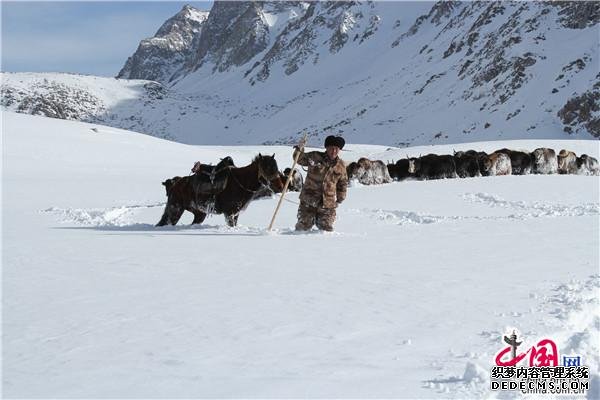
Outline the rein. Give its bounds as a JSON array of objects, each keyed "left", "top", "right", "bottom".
[
  {"left": 226, "top": 163, "right": 274, "bottom": 194},
  {"left": 274, "top": 193, "right": 300, "bottom": 205}
]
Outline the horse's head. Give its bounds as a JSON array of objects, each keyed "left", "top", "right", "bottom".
[
  {"left": 266, "top": 172, "right": 285, "bottom": 193},
  {"left": 254, "top": 153, "right": 279, "bottom": 180}
]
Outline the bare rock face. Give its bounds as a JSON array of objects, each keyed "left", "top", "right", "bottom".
[
  {"left": 185, "top": 1, "right": 256, "bottom": 72},
  {"left": 204, "top": 2, "right": 270, "bottom": 72},
  {"left": 553, "top": 1, "right": 600, "bottom": 29},
  {"left": 117, "top": 5, "right": 209, "bottom": 83},
  {"left": 179, "top": 1, "right": 376, "bottom": 82},
  {"left": 558, "top": 82, "right": 600, "bottom": 138},
  {"left": 393, "top": 0, "right": 459, "bottom": 45},
  {"left": 244, "top": 1, "right": 385, "bottom": 83}
]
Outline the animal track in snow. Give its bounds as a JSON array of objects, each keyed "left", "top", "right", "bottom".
[
  {"left": 349, "top": 194, "right": 599, "bottom": 227},
  {"left": 41, "top": 202, "right": 165, "bottom": 227},
  {"left": 346, "top": 208, "right": 448, "bottom": 225},
  {"left": 462, "top": 192, "right": 599, "bottom": 218}
]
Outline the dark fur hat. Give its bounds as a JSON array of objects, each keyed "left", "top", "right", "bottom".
[{"left": 324, "top": 135, "right": 345, "bottom": 149}]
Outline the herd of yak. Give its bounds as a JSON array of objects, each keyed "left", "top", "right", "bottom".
[
  {"left": 347, "top": 147, "right": 600, "bottom": 185},
  {"left": 157, "top": 147, "right": 598, "bottom": 227}
]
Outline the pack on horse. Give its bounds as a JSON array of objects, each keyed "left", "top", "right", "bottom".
[
  {"left": 157, "top": 154, "right": 283, "bottom": 227},
  {"left": 162, "top": 156, "right": 236, "bottom": 197}
]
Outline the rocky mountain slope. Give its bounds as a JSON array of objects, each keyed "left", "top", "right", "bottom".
[
  {"left": 1, "top": 73, "right": 177, "bottom": 140},
  {"left": 116, "top": 5, "right": 209, "bottom": 84},
  {"left": 2, "top": 1, "right": 598, "bottom": 145}
]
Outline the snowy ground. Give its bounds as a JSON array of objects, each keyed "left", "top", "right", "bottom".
[{"left": 2, "top": 112, "right": 599, "bottom": 398}]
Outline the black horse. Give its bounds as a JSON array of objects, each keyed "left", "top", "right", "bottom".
[{"left": 157, "top": 154, "right": 283, "bottom": 227}]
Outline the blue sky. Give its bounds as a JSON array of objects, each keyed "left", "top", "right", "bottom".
[{"left": 1, "top": 1, "right": 213, "bottom": 77}]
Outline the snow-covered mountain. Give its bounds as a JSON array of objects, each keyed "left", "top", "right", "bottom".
[
  {"left": 1, "top": 1, "right": 598, "bottom": 145},
  {"left": 116, "top": 5, "right": 209, "bottom": 84}
]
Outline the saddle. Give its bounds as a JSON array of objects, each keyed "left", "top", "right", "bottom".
[{"left": 190, "top": 162, "right": 231, "bottom": 195}]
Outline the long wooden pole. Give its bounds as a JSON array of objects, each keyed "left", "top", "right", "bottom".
[{"left": 267, "top": 134, "right": 307, "bottom": 231}]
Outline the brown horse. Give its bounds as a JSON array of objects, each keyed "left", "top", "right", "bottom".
[{"left": 157, "top": 154, "right": 283, "bottom": 227}]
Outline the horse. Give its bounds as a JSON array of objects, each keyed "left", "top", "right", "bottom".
[{"left": 157, "top": 154, "right": 283, "bottom": 227}]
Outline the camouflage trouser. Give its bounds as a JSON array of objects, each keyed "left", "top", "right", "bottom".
[{"left": 295, "top": 202, "right": 337, "bottom": 232}]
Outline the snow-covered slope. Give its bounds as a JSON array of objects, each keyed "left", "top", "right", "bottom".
[
  {"left": 0, "top": 72, "right": 178, "bottom": 140},
  {"left": 2, "top": 2, "right": 598, "bottom": 146},
  {"left": 3, "top": 112, "right": 599, "bottom": 397}
]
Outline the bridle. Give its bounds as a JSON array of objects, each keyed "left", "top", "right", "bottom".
[{"left": 227, "top": 159, "right": 279, "bottom": 194}]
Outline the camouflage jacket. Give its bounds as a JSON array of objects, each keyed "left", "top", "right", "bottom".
[{"left": 293, "top": 148, "right": 348, "bottom": 209}]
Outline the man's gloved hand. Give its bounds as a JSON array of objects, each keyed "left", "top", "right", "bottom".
[{"left": 297, "top": 135, "right": 307, "bottom": 151}]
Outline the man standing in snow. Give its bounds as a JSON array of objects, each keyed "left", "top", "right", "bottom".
[{"left": 293, "top": 135, "right": 348, "bottom": 232}]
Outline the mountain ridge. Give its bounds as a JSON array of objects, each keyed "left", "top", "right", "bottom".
[{"left": 1, "top": 1, "right": 598, "bottom": 145}]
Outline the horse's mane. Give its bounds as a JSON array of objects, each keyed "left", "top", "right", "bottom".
[
  {"left": 252, "top": 155, "right": 261, "bottom": 163},
  {"left": 252, "top": 154, "right": 273, "bottom": 163},
  {"left": 230, "top": 155, "right": 262, "bottom": 174}
]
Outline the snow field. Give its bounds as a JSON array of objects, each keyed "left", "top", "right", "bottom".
[{"left": 3, "top": 112, "right": 599, "bottom": 398}]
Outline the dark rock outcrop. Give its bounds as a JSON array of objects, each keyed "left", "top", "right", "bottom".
[{"left": 558, "top": 88, "right": 600, "bottom": 137}]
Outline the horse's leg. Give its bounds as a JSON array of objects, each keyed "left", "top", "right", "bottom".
[
  {"left": 191, "top": 210, "right": 207, "bottom": 225},
  {"left": 169, "top": 205, "right": 185, "bottom": 225},
  {"left": 156, "top": 202, "right": 176, "bottom": 226},
  {"left": 156, "top": 208, "right": 170, "bottom": 226},
  {"left": 225, "top": 213, "right": 238, "bottom": 227},
  {"left": 157, "top": 203, "right": 184, "bottom": 226}
]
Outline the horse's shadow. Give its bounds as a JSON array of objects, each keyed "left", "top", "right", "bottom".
[
  {"left": 52, "top": 223, "right": 267, "bottom": 237},
  {"left": 52, "top": 224, "right": 341, "bottom": 237}
]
